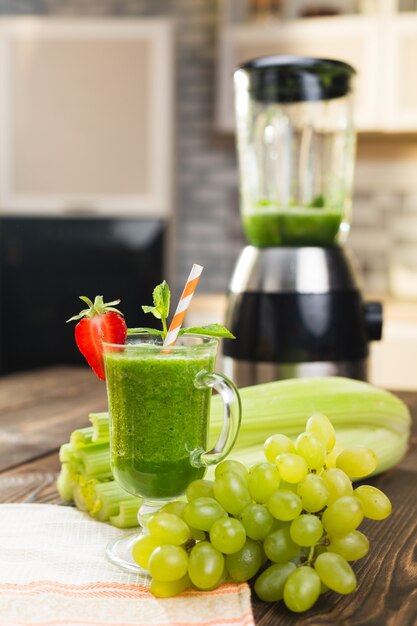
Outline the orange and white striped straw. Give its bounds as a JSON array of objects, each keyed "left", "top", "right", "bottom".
[{"left": 163, "top": 264, "right": 203, "bottom": 347}]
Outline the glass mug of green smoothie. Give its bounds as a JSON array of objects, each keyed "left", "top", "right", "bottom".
[{"left": 102, "top": 333, "right": 241, "bottom": 573}]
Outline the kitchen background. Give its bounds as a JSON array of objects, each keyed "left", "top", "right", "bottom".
[{"left": 0, "top": 0, "right": 416, "bottom": 387}]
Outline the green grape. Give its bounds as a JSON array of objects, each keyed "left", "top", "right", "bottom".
[
  {"left": 209, "top": 517, "right": 246, "bottom": 554},
  {"left": 327, "top": 530, "right": 369, "bottom": 561},
  {"left": 132, "top": 533, "right": 160, "bottom": 569},
  {"left": 215, "top": 460, "right": 248, "bottom": 481},
  {"left": 182, "top": 497, "right": 227, "bottom": 531},
  {"left": 259, "top": 542, "right": 269, "bottom": 566},
  {"left": 290, "top": 515, "right": 323, "bottom": 547},
  {"left": 264, "top": 434, "right": 295, "bottom": 463},
  {"left": 271, "top": 519, "right": 292, "bottom": 531},
  {"left": 354, "top": 485, "right": 392, "bottom": 520},
  {"left": 320, "top": 580, "right": 329, "bottom": 595},
  {"left": 225, "top": 537, "right": 263, "bottom": 582},
  {"left": 248, "top": 462, "right": 280, "bottom": 504},
  {"left": 239, "top": 503, "right": 274, "bottom": 541},
  {"left": 263, "top": 527, "right": 300, "bottom": 563},
  {"left": 160, "top": 500, "right": 187, "bottom": 517},
  {"left": 147, "top": 512, "right": 191, "bottom": 545},
  {"left": 276, "top": 453, "right": 308, "bottom": 483},
  {"left": 314, "top": 552, "right": 357, "bottom": 594},
  {"left": 336, "top": 446, "right": 377, "bottom": 479},
  {"left": 283, "top": 566, "right": 321, "bottom": 613},
  {"left": 148, "top": 545, "right": 189, "bottom": 582},
  {"left": 185, "top": 479, "right": 214, "bottom": 501},
  {"left": 324, "top": 445, "right": 343, "bottom": 469},
  {"left": 295, "top": 432, "right": 326, "bottom": 470},
  {"left": 315, "top": 544, "right": 327, "bottom": 558},
  {"left": 254, "top": 562, "right": 296, "bottom": 602},
  {"left": 213, "top": 473, "right": 252, "bottom": 516},
  {"left": 267, "top": 490, "right": 303, "bottom": 521},
  {"left": 322, "top": 496, "right": 363, "bottom": 536},
  {"left": 188, "top": 541, "right": 224, "bottom": 590},
  {"left": 189, "top": 527, "right": 206, "bottom": 541},
  {"left": 321, "top": 468, "right": 353, "bottom": 505},
  {"left": 306, "top": 412, "right": 336, "bottom": 452},
  {"left": 150, "top": 574, "right": 190, "bottom": 598},
  {"left": 279, "top": 480, "right": 298, "bottom": 493},
  {"left": 297, "top": 474, "right": 328, "bottom": 513}
]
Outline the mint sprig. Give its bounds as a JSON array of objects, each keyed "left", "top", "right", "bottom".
[
  {"left": 130, "top": 281, "right": 235, "bottom": 341},
  {"left": 141, "top": 281, "right": 171, "bottom": 338}
]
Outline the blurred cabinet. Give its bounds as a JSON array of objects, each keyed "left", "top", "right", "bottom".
[
  {"left": 0, "top": 17, "right": 174, "bottom": 217},
  {"left": 383, "top": 15, "right": 417, "bottom": 130},
  {"left": 216, "top": 13, "right": 417, "bottom": 133}
]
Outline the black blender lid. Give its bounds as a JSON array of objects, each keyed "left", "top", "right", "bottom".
[{"left": 235, "top": 55, "right": 356, "bottom": 103}]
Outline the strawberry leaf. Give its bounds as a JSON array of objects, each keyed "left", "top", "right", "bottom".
[
  {"left": 179, "top": 324, "right": 235, "bottom": 339},
  {"left": 67, "top": 295, "right": 123, "bottom": 322}
]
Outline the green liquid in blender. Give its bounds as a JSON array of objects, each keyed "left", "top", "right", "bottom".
[
  {"left": 243, "top": 201, "right": 343, "bottom": 247},
  {"left": 104, "top": 349, "right": 215, "bottom": 500}
]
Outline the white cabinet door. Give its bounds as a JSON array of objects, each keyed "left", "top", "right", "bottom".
[
  {"left": 216, "top": 16, "right": 382, "bottom": 132},
  {"left": 0, "top": 17, "right": 174, "bottom": 217},
  {"left": 383, "top": 15, "right": 417, "bottom": 131}
]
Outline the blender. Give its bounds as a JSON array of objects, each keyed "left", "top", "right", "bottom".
[{"left": 223, "top": 56, "right": 382, "bottom": 387}]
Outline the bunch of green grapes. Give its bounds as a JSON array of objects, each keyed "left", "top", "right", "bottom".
[{"left": 132, "top": 413, "right": 392, "bottom": 612}]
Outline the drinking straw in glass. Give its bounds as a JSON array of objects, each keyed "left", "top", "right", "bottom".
[{"left": 163, "top": 263, "right": 203, "bottom": 347}]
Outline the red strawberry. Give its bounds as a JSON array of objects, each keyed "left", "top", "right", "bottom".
[{"left": 67, "top": 296, "right": 127, "bottom": 381}]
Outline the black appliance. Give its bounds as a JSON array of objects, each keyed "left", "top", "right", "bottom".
[{"left": 0, "top": 217, "right": 166, "bottom": 374}]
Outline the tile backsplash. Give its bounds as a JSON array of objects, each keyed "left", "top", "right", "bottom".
[
  {"left": 349, "top": 192, "right": 395, "bottom": 295},
  {"left": 352, "top": 156, "right": 417, "bottom": 298}
]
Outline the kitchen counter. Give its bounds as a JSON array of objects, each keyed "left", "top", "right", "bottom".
[
  {"left": 0, "top": 366, "right": 416, "bottom": 625},
  {"left": 189, "top": 294, "right": 417, "bottom": 390}
]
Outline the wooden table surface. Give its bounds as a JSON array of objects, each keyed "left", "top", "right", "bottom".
[{"left": 0, "top": 366, "right": 416, "bottom": 626}]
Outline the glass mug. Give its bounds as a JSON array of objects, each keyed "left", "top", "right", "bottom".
[{"left": 102, "top": 333, "right": 241, "bottom": 573}]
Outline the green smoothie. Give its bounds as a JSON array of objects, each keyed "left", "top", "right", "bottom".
[
  {"left": 243, "top": 206, "right": 343, "bottom": 247},
  {"left": 104, "top": 338, "right": 216, "bottom": 500}
]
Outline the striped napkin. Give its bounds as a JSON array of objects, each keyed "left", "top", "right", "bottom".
[{"left": 0, "top": 504, "right": 255, "bottom": 626}]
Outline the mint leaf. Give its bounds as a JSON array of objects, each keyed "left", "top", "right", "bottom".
[
  {"left": 141, "top": 280, "right": 171, "bottom": 338},
  {"left": 127, "top": 327, "right": 164, "bottom": 337},
  {"left": 179, "top": 324, "right": 235, "bottom": 339},
  {"left": 153, "top": 281, "right": 170, "bottom": 320},
  {"left": 141, "top": 305, "right": 162, "bottom": 319}
]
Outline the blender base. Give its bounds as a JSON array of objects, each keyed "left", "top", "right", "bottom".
[
  {"left": 223, "top": 356, "right": 368, "bottom": 388},
  {"left": 223, "top": 246, "right": 382, "bottom": 387}
]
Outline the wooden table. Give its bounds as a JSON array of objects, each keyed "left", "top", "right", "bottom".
[{"left": 1, "top": 366, "right": 416, "bottom": 626}]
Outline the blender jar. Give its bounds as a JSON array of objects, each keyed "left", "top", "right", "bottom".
[{"left": 234, "top": 56, "right": 356, "bottom": 247}]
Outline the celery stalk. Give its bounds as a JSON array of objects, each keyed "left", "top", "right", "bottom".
[
  {"left": 211, "top": 377, "right": 411, "bottom": 476},
  {"left": 72, "top": 477, "right": 100, "bottom": 513},
  {"left": 73, "top": 482, "right": 90, "bottom": 512},
  {"left": 76, "top": 443, "right": 111, "bottom": 477},
  {"left": 56, "top": 464, "right": 74, "bottom": 502},
  {"left": 70, "top": 427, "right": 95, "bottom": 448},
  {"left": 92, "top": 481, "right": 139, "bottom": 522},
  {"left": 59, "top": 443, "right": 73, "bottom": 463},
  {"left": 89, "top": 412, "right": 110, "bottom": 442},
  {"left": 110, "top": 499, "right": 142, "bottom": 528}
]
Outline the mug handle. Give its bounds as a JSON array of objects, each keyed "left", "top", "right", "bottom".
[{"left": 191, "top": 370, "right": 241, "bottom": 468}]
